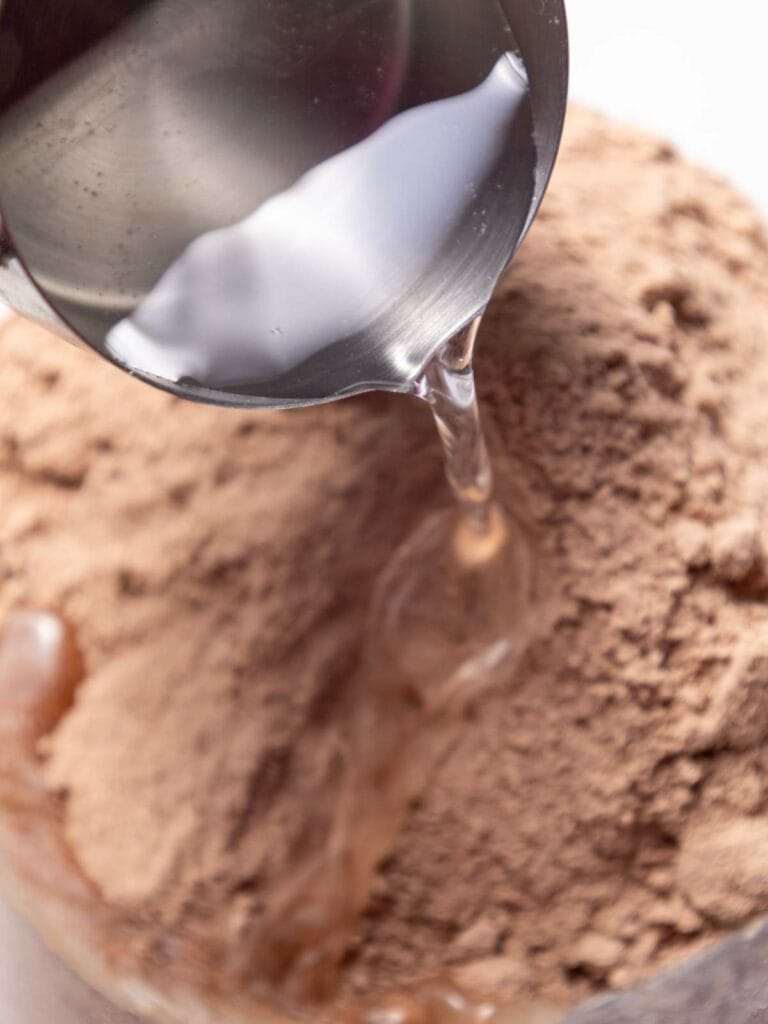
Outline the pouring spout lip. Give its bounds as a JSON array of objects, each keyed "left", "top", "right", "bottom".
[{"left": 108, "top": 361, "right": 414, "bottom": 412}]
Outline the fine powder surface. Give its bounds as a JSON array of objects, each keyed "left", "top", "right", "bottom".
[{"left": 3, "top": 107, "right": 768, "bottom": 1013}]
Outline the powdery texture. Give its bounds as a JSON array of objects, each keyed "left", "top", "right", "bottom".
[{"left": 1, "top": 108, "right": 768, "bottom": 1012}]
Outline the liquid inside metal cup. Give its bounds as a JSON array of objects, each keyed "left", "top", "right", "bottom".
[{"left": 0, "top": 0, "right": 568, "bottom": 408}]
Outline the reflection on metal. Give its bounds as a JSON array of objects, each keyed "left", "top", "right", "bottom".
[{"left": 106, "top": 55, "right": 530, "bottom": 399}]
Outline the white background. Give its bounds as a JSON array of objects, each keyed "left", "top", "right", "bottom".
[
  {"left": 568, "top": 0, "right": 768, "bottom": 213},
  {"left": 1, "top": 2, "right": 766, "bottom": 325}
]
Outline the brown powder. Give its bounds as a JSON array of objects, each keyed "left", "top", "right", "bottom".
[{"left": 2, "top": 107, "right": 768, "bottom": 1016}]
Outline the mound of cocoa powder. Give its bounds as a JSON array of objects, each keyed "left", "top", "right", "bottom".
[{"left": 3, "top": 107, "right": 768, "bottom": 1016}]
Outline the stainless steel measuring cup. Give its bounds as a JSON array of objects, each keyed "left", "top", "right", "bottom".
[{"left": 0, "top": 0, "right": 568, "bottom": 407}]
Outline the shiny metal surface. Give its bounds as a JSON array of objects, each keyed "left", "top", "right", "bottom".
[
  {"left": 563, "top": 917, "right": 768, "bottom": 1024},
  {"left": 0, "top": 0, "right": 568, "bottom": 408}
]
